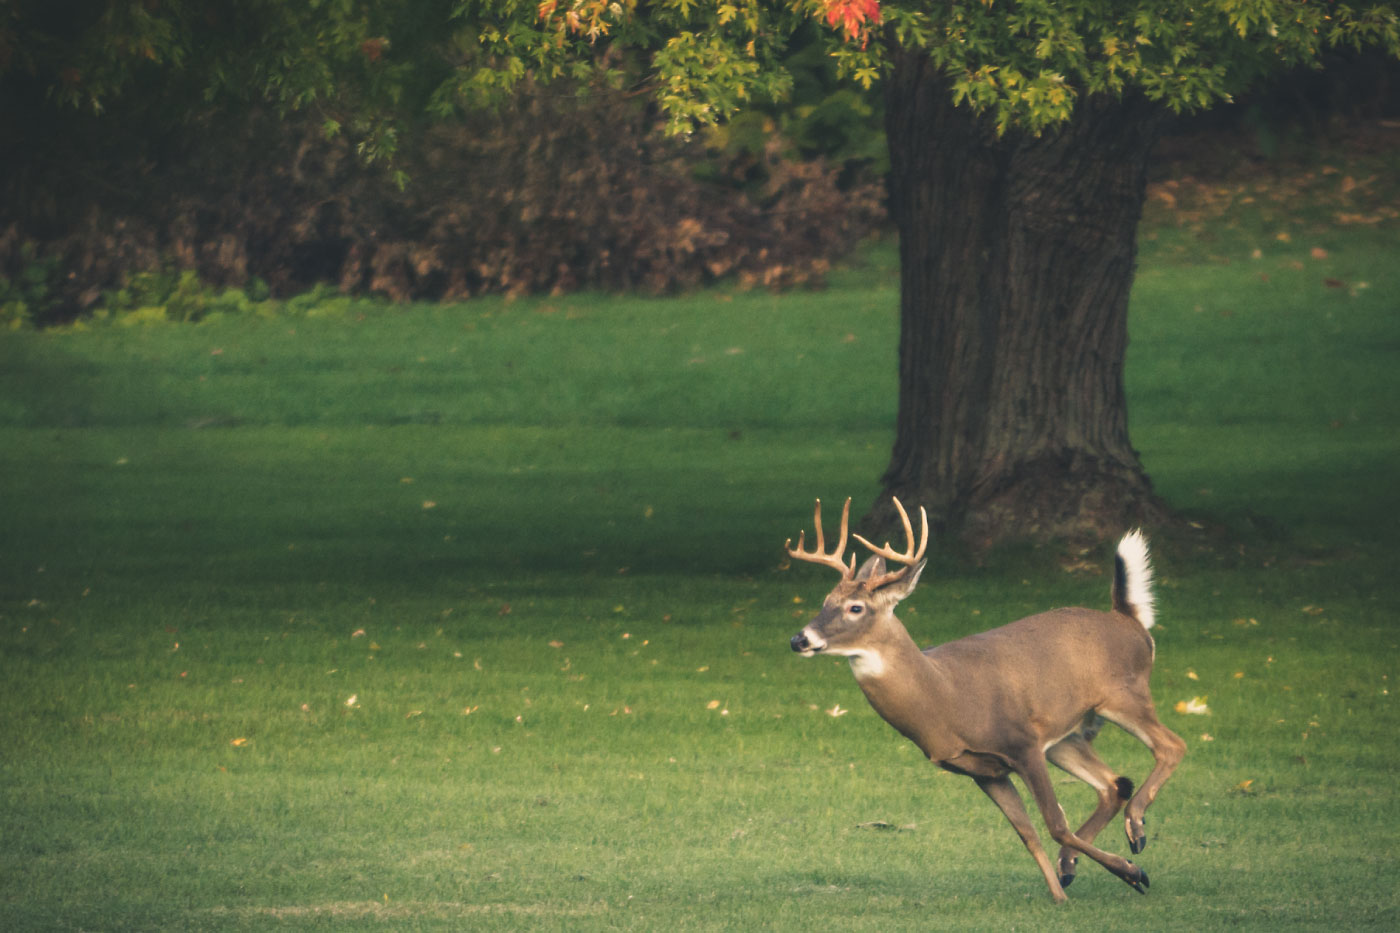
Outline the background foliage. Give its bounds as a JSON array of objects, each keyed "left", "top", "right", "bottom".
[
  {"left": 2, "top": 8, "right": 884, "bottom": 323},
  {"left": 3, "top": 2, "right": 1398, "bottom": 325}
]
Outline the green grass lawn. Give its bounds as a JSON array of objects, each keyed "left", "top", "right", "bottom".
[{"left": 2, "top": 156, "right": 1399, "bottom": 929}]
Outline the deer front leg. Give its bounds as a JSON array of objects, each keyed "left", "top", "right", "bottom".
[
  {"left": 1044, "top": 734, "right": 1133, "bottom": 888},
  {"left": 1014, "top": 755, "right": 1150, "bottom": 895},
  {"left": 973, "top": 775, "right": 1068, "bottom": 903}
]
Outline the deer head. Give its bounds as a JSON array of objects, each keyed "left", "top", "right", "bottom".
[{"left": 787, "top": 497, "right": 928, "bottom": 659}]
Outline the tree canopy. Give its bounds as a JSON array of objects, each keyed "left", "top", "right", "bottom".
[
  {"left": 8, "top": 1, "right": 1397, "bottom": 157},
  {"left": 5, "top": 1, "right": 1395, "bottom": 206}
]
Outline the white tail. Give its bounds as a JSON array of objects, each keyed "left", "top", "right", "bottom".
[
  {"left": 1114, "top": 529, "right": 1156, "bottom": 630},
  {"left": 787, "top": 498, "right": 1185, "bottom": 903}
]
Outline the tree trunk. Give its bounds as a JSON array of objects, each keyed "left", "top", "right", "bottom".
[{"left": 876, "top": 47, "right": 1170, "bottom": 549}]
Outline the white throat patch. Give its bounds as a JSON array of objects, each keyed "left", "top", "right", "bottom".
[{"left": 847, "top": 650, "right": 886, "bottom": 680}]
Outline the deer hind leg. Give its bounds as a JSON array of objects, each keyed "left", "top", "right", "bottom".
[
  {"left": 1100, "top": 697, "right": 1186, "bottom": 855},
  {"left": 1013, "top": 754, "right": 1150, "bottom": 895},
  {"left": 1044, "top": 732, "right": 1133, "bottom": 888},
  {"left": 973, "top": 775, "right": 1068, "bottom": 903}
]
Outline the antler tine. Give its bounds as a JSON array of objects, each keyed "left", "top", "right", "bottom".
[
  {"left": 852, "top": 497, "right": 929, "bottom": 587},
  {"left": 785, "top": 497, "right": 854, "bottom": 580}
]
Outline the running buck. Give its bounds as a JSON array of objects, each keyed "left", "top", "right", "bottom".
[{"left": 786, "top": 497, "right": 1185, "bottom": 902}]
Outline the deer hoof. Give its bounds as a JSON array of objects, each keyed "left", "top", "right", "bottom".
[
  {"left": 1123, "top": 862, "right": 1150, "bottom": 894},
  {"left": 1058, "top": 855, "right": 1078, "bottom": 888},
  {"left": 1126, "top": 816, "right": 1147, "bottom": 854}
]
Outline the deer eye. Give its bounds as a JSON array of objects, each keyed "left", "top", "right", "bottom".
[{"left": 848, "top": 603, "right": 864, "bottom": 615}]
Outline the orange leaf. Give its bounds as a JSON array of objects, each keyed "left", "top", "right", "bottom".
[{"left": 822, "top": 0, "right": 881, "bottom": 46}]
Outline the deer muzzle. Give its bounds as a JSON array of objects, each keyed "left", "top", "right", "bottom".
[{"left": 791, "top": 629, "right": 825, "bottom": 656}]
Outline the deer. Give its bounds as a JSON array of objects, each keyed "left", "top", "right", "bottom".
[{"left": 785, "top": 497, "right": 1185, "bottom": 903}]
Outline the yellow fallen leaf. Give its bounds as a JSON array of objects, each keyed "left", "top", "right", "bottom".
[
  {"left": 422, "top": 500, "right": 437, "bottom": 509},
  {"left": 706, "top": 700, "right": 721, "bottom": 709},
  {"left": 1200, "top": 733, "right": 1214, "bottom": 742},
  {"left": 345, "top": 694, "right": 359, "bottom": 707},
  {"left": 1235, "top": 779, "right": 1255, "bottom": 793},
  {"left": 1175, "top": 696, "right": 1210, "bottom": 715},
  {"left": 1187, "top": 669, "right": 1199, "bottom": 681},
  {"left": 827, "top": 704, "right": 848, "bottom": 717},
  {"left": 230, "top": 737, "right": 248, "bottom": 747}
]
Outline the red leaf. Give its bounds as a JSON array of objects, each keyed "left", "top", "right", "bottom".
[{"left": 822, "top": 0, "right": 881, "bottom": 46}]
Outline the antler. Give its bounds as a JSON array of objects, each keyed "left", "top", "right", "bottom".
[
  {"left": 786, "top": 498, "right": 856, "bottom": 580},
  {"left": 852, "top": 496, "right": 928, "bottom": 589}
]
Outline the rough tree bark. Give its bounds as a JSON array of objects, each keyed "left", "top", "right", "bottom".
[{"left": 873, "top": 46, "right": 1173, "bottom": 549}]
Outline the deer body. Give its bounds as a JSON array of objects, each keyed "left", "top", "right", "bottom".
[
  {"left": 786, "top": 498, "right": 1185, "bottom": 903},
  {"left": 848, "top": 609, "right": 1154, "bottom": 772}
]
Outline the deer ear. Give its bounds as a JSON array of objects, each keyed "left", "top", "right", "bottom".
[
  {"left": 878, "top": 559, "right": 926, "bottom": 602},
  {"left": 854, "top": 555, "right": 886, "bottom": 581}
]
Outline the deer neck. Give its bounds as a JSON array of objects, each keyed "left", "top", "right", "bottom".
[{"left": 847, "top": 614, "right": 957, "bottom": 758}]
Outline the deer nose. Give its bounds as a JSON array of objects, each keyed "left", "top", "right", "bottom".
[{"left": 791, "top": 632, "right": 811, "bottom": 653}]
